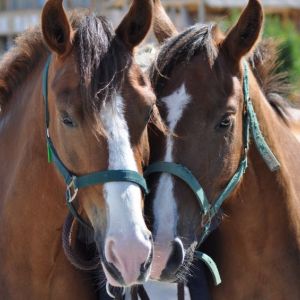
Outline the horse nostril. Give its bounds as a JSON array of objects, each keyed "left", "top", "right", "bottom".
[
  {"left": 169, "top": 237, "right": 185, "bottom": 268},
  {"left": 105, "top": 239, "right": 119, "bottom": 267},
  {"left": 160, "top": 237, "right": 185, "bottom": 279},
  {"left": 138, "top": 230, "right": 153, "bottom": 274},
  {"left": 138, "top": 244, "right": 153, "bottom": 282},
  {"left": 104, "top": 233, "right": 153, "bottom": 285}
]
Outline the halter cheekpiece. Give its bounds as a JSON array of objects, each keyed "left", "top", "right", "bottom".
[{"left": 42, "top": 56, "right": 149, "bottom": 228}]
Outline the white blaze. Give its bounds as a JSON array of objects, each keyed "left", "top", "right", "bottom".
[
  {"left": 152, "top": 84, "right": 191, "bottom": 278},
  {"left": 100, "top": 94, "right": 149, "bottom": 247},
  {"left": 91, "top": 94, "right": 152, "bottom": 286}
]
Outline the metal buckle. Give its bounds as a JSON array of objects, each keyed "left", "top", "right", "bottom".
[
  {"left": 106, "top": 282, "right": 125, "bottom": 298},
  {"left": 66, "top": 176, "right": 78, "bottom": 203},
  {"left": 201, "top": 211, "right": 212, "bottom": 228}
]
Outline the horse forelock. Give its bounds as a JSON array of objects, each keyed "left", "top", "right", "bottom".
[
  {"left": 73, "top": 14, "right": 131, "bottom": 116},
  {"left": 150, "top": 23, "right": 218, "bottom": 98}
]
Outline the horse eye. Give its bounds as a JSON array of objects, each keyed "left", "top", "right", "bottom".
[
  {"left": 217, "top": 116, "right": 232, "bottom": 130},
  {"left": 62, "top": 115, "right": 75, "bottom": 128}
]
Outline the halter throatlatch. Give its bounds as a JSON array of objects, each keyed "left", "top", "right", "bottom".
[
  {"left": 145, "top": 62, "right": 280, "bottom": 285},
  {"left": 43, "top": 56, "right": 149, "bottom": 228}
]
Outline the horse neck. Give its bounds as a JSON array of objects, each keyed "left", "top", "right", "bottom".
[{"left": 207, "top": 74, "right": 300, "bottom": 297}]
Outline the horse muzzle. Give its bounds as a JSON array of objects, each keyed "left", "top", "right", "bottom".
[{"left": 100, "top": 230, "right": 153, "bottom": 287}]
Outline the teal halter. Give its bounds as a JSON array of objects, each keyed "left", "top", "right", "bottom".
[
  {"left": 43, "top": 57, "right": 148, "bottom": 228},
  {"left": 145, "top": 62, "right": 280, "bottom": 285}
]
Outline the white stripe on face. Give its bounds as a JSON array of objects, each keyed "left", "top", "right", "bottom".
[
  {"left": 100, "top": 94, "right": 151, "bottom": 284},
  {"left": 152, "top": 84, "right": 191, "bottom": 278},
  {"left": 100, "top": 94, "right": 147, "bottom": 233}
]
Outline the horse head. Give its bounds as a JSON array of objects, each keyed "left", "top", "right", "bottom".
[
  {"left": 41, "top": 0, "right": 155, "bottom": 287},
  {"left": 147, "top": 0, "right": 264, "bottom": 282}
]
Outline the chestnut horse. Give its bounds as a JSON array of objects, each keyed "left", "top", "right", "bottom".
[
  {"left": 0, "top": 0, "right": 156, "bottom": 298},
  {"left": 146, "top": 0, "right": 300, "bottom": 298}
]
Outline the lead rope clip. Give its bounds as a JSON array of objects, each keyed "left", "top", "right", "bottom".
[{"left": 66, "top": 176, "right": 79, "bottom": 203}]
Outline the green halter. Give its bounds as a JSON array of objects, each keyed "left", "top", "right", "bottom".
[
  {"left": 43, "top": 56, "right": 149, "bottom": 228},
  {"left": 145, "top": 62, "right": 280, "bottom": 285}
]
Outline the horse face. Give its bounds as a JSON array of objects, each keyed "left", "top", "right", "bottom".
[
  {"left": 148, "top": 0, "right": 263, "bottom": 281},
  {"left": 42, "top": 0, "right": 155, "bottom": 287},
  {"left": 149, "top": 52, "right": 245, "bottom": 281}
]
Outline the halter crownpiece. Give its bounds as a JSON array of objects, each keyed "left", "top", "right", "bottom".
[
  {"left": 145, "top": 61, "right": 280, "bottom": 285},
  {"left": 42, "top": 56, "right": 149, "bottom": 228},
  {"left": 242, "top": 62, "right": 280, "bottom": 172}
]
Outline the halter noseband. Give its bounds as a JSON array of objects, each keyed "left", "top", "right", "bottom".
[
  {"left": 145, "top": 62, "right": 280, "bottom": 285},
  {"left": 43, "top": 56, "right": 148, "bottom": 228}
]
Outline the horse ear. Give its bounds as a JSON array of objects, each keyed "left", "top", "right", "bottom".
[
  {"left": 41, "top": 0, "right": 72, "bottom": 56},
  {"left": 222, "top": 0, "right": 263, "bottom": 65},
  {"left": 153, "top": 0, "right": 178, "bottom": 44},
  {"left": 116, "top": 0, "right": 153, "bottom": 51}
]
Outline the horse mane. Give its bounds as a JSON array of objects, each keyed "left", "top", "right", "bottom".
[
  {"left": 0, "top": 27, "right": 46, "bottom": 111},
  {"left": 150, "top": 24, "right": 293, "bottom": 123},
  {"left": 0, "top": 10, "right": 131, "bottom": 114},
  {"left": 250, "top": 39, "right": 292, "bottom": 122}
]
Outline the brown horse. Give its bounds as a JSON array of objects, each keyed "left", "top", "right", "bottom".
[
  {"left": 146, "top": 0, "right": 300, "bottom": 298},
  {"left": 0, "top": 0, "right": 156, "bottom": 298}
]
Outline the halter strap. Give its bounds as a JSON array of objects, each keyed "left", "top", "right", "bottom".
[
  {"left": 47, "top": 136, "right": 148, "bottom": 194},
  {"left": 43, "top": 56, "right": 148, "bottom": 228},
  {"left": 145, "top": 162, "right": 210, "bottom": 214},
  {"left": 144, "top": 61, "right": 280, "bottom": 285},
  {"left": 243, "top": 63, "right": 280, "bottom": 172}
]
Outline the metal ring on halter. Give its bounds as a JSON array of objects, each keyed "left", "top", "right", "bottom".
[
  {"left": 201, "top": 211, "right": 212, "bottom": 228},
  {"left": 106, "top": 282, "right": 126, "bottom": 298},
  {"left": 66, "top": 176, "right": 79, "bottom": 203}
]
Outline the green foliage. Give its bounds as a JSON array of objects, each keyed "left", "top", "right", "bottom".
[
  {"left": 264, "top": 16, "right": 300, "bottom": 92},
  {"left": 220, "top": 10, "right": 300, "bottom": 96}
]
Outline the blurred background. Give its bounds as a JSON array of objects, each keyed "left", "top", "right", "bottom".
[{"left": 0, "top": 0, "right": 299, "bottom": 96}]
